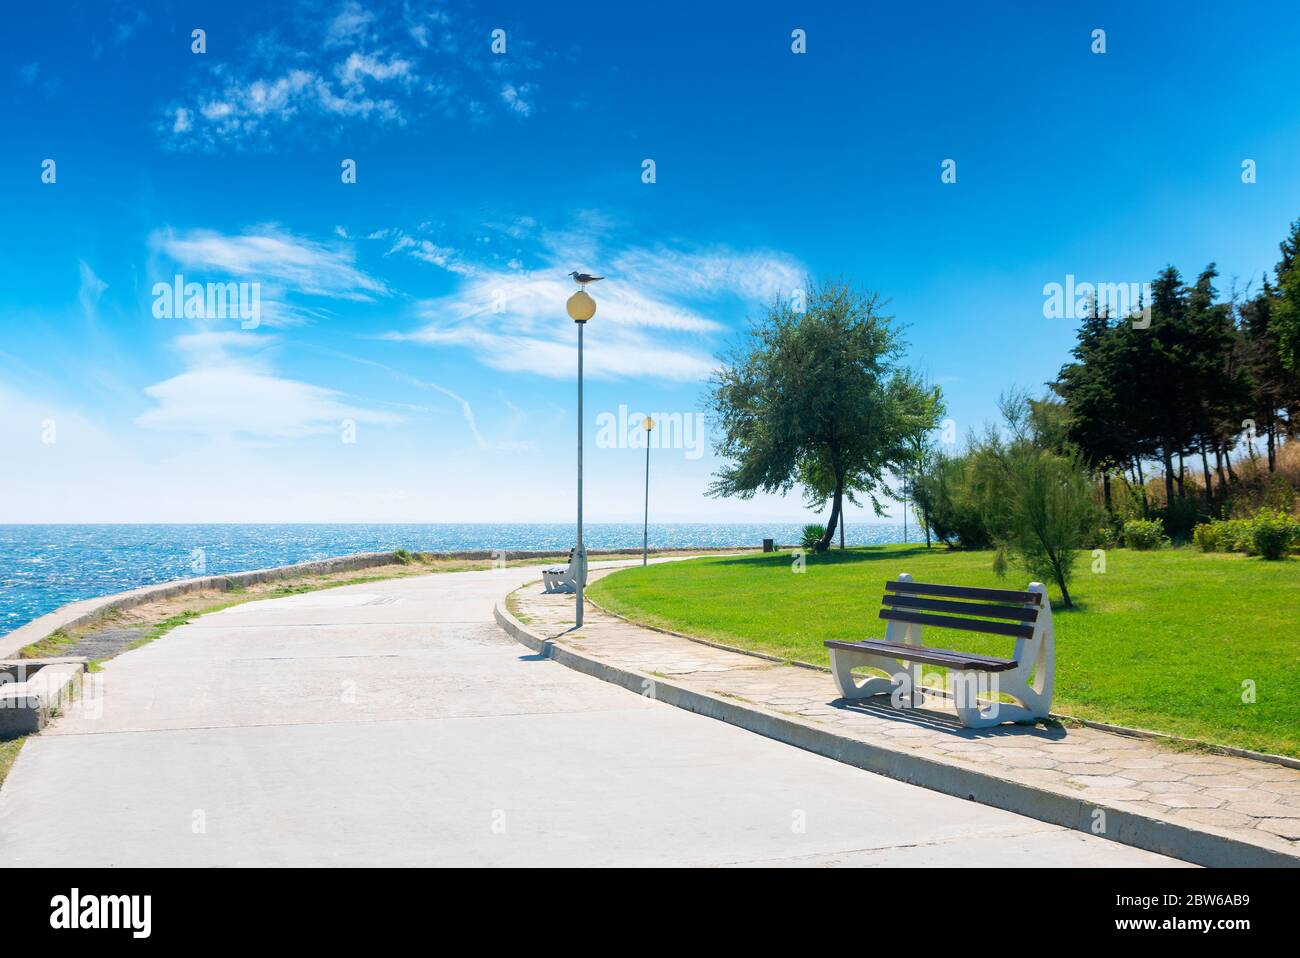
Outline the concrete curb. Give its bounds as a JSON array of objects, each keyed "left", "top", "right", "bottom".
[
  {"left": 495, "top": 595, "right": 1299, "bottom": 868},
  {"left": 582, "top": 592, "right": 1300, "bottom": 772}
]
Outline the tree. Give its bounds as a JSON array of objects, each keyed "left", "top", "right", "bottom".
[
  {"left": 1051, "top": 297, "right": 1146, "bottom": 512},
  {"left": 974, "top": 393, "right": 1097, "bottom": 608},
  {"left": 1240, "top": 278, "right": 1299, "bottom": 472},
  {"left": 1272, "top": 218, "right": 1300, "bottom": 373},
  {"left": 912, "top": 450, "right": 996, "bottom": 550},
  {"left": 707, "top": 280, "right": 942, "bottom": 551}
]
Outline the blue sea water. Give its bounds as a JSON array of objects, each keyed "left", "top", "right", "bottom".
[{"left": 0, "top": 523, "right": 908, "bottom": 638}]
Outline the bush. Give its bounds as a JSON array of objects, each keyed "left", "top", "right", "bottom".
[
  {"left": 1086, "top": 524, "right": 1119, "bottom": 550},
  {"left": 1192, "top": 522, "right": 1223, "bottom": 552},
  {"left": 800, "top": 523, "right": 825, "bottom": 550},
  {"left": 1221, "top": 518, "right": 1257, "bottom": 553},
  {"left": 1250, "top": 510, "right": 1299, "bottom": 560},
  {"left": 1122, "top": 518, "right": 1166, "bottom": 550}
]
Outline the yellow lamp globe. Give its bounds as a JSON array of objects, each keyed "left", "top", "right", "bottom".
[
  {"left": 643, "top": 416, "right": 654, "bottom": 431},
  {"left": 566, "top": 290, "right": 597, "bottom": 322}
]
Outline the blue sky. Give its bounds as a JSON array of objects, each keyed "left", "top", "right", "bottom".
[{"left": 2, "top": 0, "right": 1298, "bottom": 523}]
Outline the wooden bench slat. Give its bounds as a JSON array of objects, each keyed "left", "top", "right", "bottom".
[
  {"left": 884, "top": 580, "right": 1041, "bottom": 605},
  {"left": 879, "top": 608, "right": 1035, "bottom": 640},
  {"left": 824, "top": 639, "right": 1018, "bottom": 672},
  {"left": 882, "top": 593, "right": 1039, "bottom": 622}
]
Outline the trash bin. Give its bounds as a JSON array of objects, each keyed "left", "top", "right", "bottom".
[{"left": 762, "top": 538, "right": 775, "bottom": 552}]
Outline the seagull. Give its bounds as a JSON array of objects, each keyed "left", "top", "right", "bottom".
[{"left": 569, "top": 271, "right": 604, "bottom": 286}]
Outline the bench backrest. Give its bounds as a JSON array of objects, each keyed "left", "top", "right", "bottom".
[{"left": 880, "top": 578, "right": 1042, "bottom": 641}]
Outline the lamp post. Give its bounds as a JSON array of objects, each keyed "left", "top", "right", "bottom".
[
  {"left": 566, "top": 286, "right": 597, "bottom": 627},
  {"left": 642, "top": 416, "right": 654, "bottom": 566}
]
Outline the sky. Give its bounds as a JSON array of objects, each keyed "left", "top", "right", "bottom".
[{"left": 2, "top": 0, "right": 1299, "bottom": 524}]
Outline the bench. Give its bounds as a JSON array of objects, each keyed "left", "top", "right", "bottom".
[
  {"left": 542, "top": 549, "right": 584, "bottom": 594},
  {"left": 824, "top": 572, "right": 1055, "bottom": 728}
]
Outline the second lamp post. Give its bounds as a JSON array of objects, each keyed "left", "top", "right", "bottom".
[{"left": 642, "top": 416, "right": 653, "bottom": 565}]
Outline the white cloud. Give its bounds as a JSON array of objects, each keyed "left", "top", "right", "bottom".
[
  {"left": 388, "top": 226, "right": 805, "bottom": 383},
  {"left": 136, "top": 332, "right": 399, "bottom": 440},
  {"left": 326, "top": 1, "right": 374, "bottom": 47},
  {"left": 337, "top": 52, "right": 413, "bottom": 90},
  {"left": 500, "top": 83, "right": 535, "bottom": 117},
  {"left": 160, "top": 2, "right": 541, "bottom": 148},
  {"left": 164, "top": 67, "right": 402, "bottom": 146},
  {"left": 152, "top": 226, "right": 388, "bottom": 301},
  {"left": 383, "top": 233, "right": 476, "bottom": 275}
]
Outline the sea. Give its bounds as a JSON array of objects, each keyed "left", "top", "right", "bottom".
[{"left": 0, "top": 523, "right": 908, "bottom": 638}]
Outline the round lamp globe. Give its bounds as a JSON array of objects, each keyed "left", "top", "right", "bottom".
[{"left": 566, "top": 290, "right": 597, "bottom": 322}]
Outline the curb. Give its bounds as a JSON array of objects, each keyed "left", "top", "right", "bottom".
[
  {"left": 582, "top": 590, "right": 1300, "bottom": 772},
  {"left": 495, "top": 595, "right": 1299, "bottom": 868}
]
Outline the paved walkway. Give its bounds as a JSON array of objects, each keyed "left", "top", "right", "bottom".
[
  {"left": 0, "top": 562, "right": 1177, "bottom": 866},
  {"left": 513, "top": 568, "right": 1300, "bottom": 864}
]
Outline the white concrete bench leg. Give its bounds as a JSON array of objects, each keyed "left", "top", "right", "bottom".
[{"left": 951, "top": 582, "right": 1055, "bottom": 727}]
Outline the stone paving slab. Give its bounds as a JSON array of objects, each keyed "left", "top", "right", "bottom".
[{"left": 510, "top": 571, "right": 1300, "bottom": 866}]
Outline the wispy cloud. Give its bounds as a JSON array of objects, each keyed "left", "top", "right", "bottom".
[
  {"left": 326, "top": 0, "right": 374, "bottom": 47},
  {"left": 326, "top": 351, "right": 532, "bottom": 451},
  {"left": 159, "top": 0, "right": 541, "bottom": 149},
  {"left": 152, "top": 226, "right": 388, "bottom": 302},
  {"left": 136, "top": 332, "right": 399, "bottom": 440},
  {"left": 387, "top": 215, "right": 806, "bottom": 382},
  {"left": 500, "top": 82, "right": 535, "bottom": 117},
  {"left": 78, "top": 260, "right": 108, "bottom": 321}
]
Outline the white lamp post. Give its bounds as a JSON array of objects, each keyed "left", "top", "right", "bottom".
[
  {"left": 566, "top": 287, "right": 597, "bottom": 627},
  {"left": 642, "top": 416, "right": 654, "bottom": 566}
]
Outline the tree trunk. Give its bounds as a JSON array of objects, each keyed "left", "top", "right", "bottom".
[
  {"left": 1162, "top": 450, "right": 1175, "bottom": 506},
  {"left": 1267, "top": 425, "right": 1277, "bottom": 472},
  {"left": 1225, "top": 447, "right": 1238, "bottom": 484},
  {"left": 840, "top": 514, "right": 845, "bottom": 550},
  {"left": 1176, "top": 453, "right": 1185, "bottom": 500},
  {"left": 1200, "top": 444, "right": 1213, "bottom": 501},
  {"left": 1051, "top": 554, "right": 1073, "bottom": 609},
  {"left": 1102, "top": 472, "right": 1112, "bottom": 513},
  {"left": 817, "top": 477, "right": 843, "bottom": 553},
  {"left": 1135, "top": 458, "right": 1148, "bottom": 511},
  {"left": 1214, "top": 445, "right": 1227, "bottom": 490}
]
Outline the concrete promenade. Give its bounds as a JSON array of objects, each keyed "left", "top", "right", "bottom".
[{"left": 0, "top": 562, "right": 1180, "bottom": 866}]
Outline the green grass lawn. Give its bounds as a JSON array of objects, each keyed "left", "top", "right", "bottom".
[{"left": 587, "top": 544, "right": 1300, "bottom": 757}]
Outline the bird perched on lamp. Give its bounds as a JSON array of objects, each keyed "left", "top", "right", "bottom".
[{"left": 568, "top": 271, "right": 604, "bottom": 286}]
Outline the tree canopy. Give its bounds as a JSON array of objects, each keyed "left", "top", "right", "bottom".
[{"left": 707, "top": 280, "right": 943, "bottom": 551}]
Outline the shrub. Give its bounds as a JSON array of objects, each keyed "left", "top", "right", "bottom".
[
  {"left": 1086, "top": 524, "right": 1119, "bottom": 550},
  {"left": 800, "top": 523, "right": 825, "bottom": 550},
  {"left": 1250, "top": 510, "right": 1298, "bottom": 560},
  {"left": 1122, "top": 518, "right": 1165, "bottom": 550},
  {"left": 1192, "top": 522, "right": 1222, "bottom": 552},
  {"left": 1223, "top": 518, "right": 1259, "bottom": 554},
  {"left": 991, "top": 544, "right": 1008, "bottom": 579}
]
